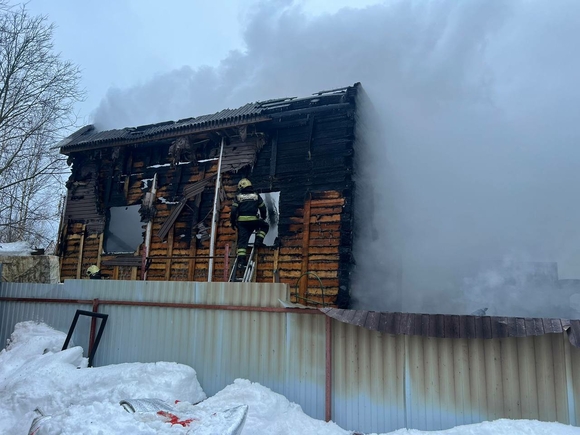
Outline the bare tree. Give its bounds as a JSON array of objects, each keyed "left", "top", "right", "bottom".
[{"left": 0, "top": 2, "right": 83, "bottom": 248}]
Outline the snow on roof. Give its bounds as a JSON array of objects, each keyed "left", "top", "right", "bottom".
[{"left": 0, "top": 241, "right": 33, "bottom": 256}]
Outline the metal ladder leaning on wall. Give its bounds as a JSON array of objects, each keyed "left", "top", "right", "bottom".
[{"left": 228, "top": 244, "right": 257, "bottom": 282}]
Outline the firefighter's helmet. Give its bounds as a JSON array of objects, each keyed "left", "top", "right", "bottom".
[
  {"left": 86, "top": 265, "right": 100, "bottom": 277},
  {"left": 238, "top": 178, "right": 252, "bottom": 190}
]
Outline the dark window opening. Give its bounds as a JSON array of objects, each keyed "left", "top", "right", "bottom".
[{"left": 105, "top": 205, "right": 143, "bottom": 253}]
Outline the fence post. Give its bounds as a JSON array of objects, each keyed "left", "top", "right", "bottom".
[
  {"left": 325, "top": 315, "right": 332, "bottom": 422},
  {"left": 89, "top": 299, "right": 100, "bottom": 357}
]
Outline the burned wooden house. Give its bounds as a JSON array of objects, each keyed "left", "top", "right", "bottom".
[{"left": 57, "top": 84, "right": 360, "bottom": 307}]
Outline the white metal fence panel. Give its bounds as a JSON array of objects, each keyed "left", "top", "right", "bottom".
[
  {"left": 331, "top": 321, "right": 406, "bottom": 434},
  {"left": 0, "top": 282, "right": 92, "bottom": 351},
  {"left": 3, "top": 280, "right": 580, "bottom": 433},
  {"left": 330, "top": 323, "right": 578, "bottom": 433}
]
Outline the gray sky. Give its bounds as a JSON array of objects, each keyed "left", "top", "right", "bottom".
[{"left": 25, "top": 0, "right": 381, "bottom": 123}]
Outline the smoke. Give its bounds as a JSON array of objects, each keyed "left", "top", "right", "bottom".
[{"left": 93, "top": 0, "right": 580, "bottom": 317}]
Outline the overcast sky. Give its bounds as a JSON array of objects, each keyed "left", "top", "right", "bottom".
[{"left": 25, "top": 0, "right": 381, "bottom": 124}]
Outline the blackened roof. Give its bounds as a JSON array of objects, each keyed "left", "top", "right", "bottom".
[
  {"left": 321, "top": 308, "right": 580, "bottom": 347},
  {"left": 59, "top": 84, "right": 359, "bottom": 154}
]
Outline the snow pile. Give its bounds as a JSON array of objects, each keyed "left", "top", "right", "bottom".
[
  {"left": 0, "top": 322, "right": 205, "bottom": 434},
  {"left": 197, "top": 379, "right": 350, "bottom": 435},
  {"left": 0, "top": 241, "right": 33, "bottom": 256},
  {"left": 386, "top": 420, "right": 580, "bottom": 435},
  {"left": 1, "top": 321, "right": 579, "bottom": 434}
]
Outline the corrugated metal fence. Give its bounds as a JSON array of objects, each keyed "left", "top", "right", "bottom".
[{"left": 1, "top": 280, "right": 579, "bottom": 433}]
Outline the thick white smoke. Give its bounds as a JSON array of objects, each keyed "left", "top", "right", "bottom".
[{"left": 93, "top": 0, "right": 580, "bottom": 317}]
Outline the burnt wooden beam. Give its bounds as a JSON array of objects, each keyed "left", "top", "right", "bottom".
[
  {"left": 103, "top": 167, "right": 113, "bottom": 209},
  {"left": 75, "top": 224, "right": 87, "bottom": 279},
  {"left": 299, "top": 193, "right": 312, "bottom": 300},
  {"left": 269, "top": 103, "right": 350, "bottom": 120},
  {"left": 171, "top": 165, "right": 183, "bottom": 198},
  {"left": 270, "top": 131, "right": 278, "bottom": 178},
  {"left": 130, "top": 263, "right": 138, "bottom": 280},
  {"left": 123, "top": 152, "right": 133, "bottom": 199},
  {"left": 188, "top": 233, "right": 197, "bottom": 281},
  {"left": 96, "top": 233, "right": 104, "bottom": 269},
  {"left": 273, "top": 247, "right": 280, "bottom": 283},
  {"left": 307, "top": 115, "right": 315, "bottom": 160},
  {"left": 165, "top": 228, "right": 174, "bottom": 280}
]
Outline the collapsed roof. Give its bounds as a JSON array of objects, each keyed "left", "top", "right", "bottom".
[{"left": 59, "top": 84, "right": 359, "bottom": 154}]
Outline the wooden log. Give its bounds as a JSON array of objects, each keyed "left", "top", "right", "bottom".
[
  {"left": 299, "top": 194, "right": 311, "bottom": 300},
  {"left": 310, "top": 198, "right": 345, "bottom": 207},
  {"left": 165, "top": 228, "right": 174, "bottom": 280},
  {"left": 96, "top": 233, "right": 104, "bottom": 269},
  {"left": 188, "top": 240, "right": 197, "bottom": 281},
  {"left": 310, "top": 215, "right": 341, "bottom": 223},
  {"left": 311, "top": 191, "right": 341, "bottom": 199},
  {"left": 75, "top": 224, "right": 86, "bottom": 279},
  {"left": 310, "top": 206, "right": 344, "bottom": 215},
  {"left": 273, "top": 248, "right": 280, "bottom": 283}
]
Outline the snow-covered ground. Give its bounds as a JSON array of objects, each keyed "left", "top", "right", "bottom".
[{"left": 1, "top": 321, "right": 579, "bottom": 435}]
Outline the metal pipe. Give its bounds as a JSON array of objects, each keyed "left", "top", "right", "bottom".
[
  {"left": 208, "top": 137, "right": 225, "bottom": 282},
  {"left": 0, "top": 296, "right": 325, "bottom": 314},
  {"left": 325, "top": 315, "right": 332, "bottom": 422},
  {"left": 142, "top": 173, "right": 158, "bottom": 280}
]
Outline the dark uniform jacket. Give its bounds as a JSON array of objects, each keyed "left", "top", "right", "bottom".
[{"left": 230, "top": 188, "right": 266, "bottom": 227}]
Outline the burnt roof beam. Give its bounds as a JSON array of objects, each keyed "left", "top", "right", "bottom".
[{"left": 60, "top": 118, "right": 271, "bottom": 155}]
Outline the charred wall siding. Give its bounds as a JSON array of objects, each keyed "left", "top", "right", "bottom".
[
  {"left": 59, "top": 89, "right": 357, "bottom": 308},
  {"left": 249, "top": 106, "right": 355, "bottom": 306}
]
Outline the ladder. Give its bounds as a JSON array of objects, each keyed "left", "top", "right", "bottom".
[{"left": 228, "top": 244, "right": 257, "bottom": 282}]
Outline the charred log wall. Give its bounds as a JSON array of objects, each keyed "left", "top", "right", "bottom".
[
  {"left": 59, "top": 90, "right": 356, "bottom": 308},
  {"left": 247, "top": 107, "right": 355, "bottom": 307}
]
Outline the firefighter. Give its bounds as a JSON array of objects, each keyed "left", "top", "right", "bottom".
[
  {"left": 230, "top": 178, "right": 269, "bottom": 269},
  {"left": 86, "top": 265, "right": 102, "bottom": 279}
]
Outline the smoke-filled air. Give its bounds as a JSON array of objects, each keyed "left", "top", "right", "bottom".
[{"left": 92, "top": 0, "right": 580, "bottom": 318}]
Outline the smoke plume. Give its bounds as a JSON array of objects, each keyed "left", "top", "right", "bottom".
[{"left": 93, "top": 0, "right": 580, "bottom": 317}]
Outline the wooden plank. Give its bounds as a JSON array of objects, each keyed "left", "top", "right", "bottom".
[
  {"left": 307, "top": 115, "right": 315, "bottom": 160},
  {"left": 310, "top": 215, "right": 341, "bottom": 224},
  {"left": 273, "top": 247, "right": 280, "bottom": 283},
  {"left": 310, "top": 206, "right": 344, "bottom": 215},
  {"left": 165, "top": 228, "right": 174, "bottom": 280},
  {"left": 270, "top": 130, "right": 278, "bottom": 176},
  {"left": 75, "top": 224, "right": 86, "bottom": 279},
  {"left": 188, "top": 240, "right": 197, "bottom": 281},
  {"left": 130, "top": 266, "right": 137, "bottom": 280},
  {"left": 299, "top": 194, "right": 312, "bottom": 301},
  {"left": 96, "top": 233, "right": 104, "bottom": 269},
  {"left": 309, "top": 198, "right": 345, "bottom": 207},
  {"left": 123, "top": 153, "right": 133, "bottom": 198},
  {"left": 189, "top": 182, "right": 204, "bottom": 281},
  {"left": 113, "top": 265, "right": 119, "bottom": 280}
]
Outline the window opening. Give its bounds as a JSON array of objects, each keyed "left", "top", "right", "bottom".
[
  {"left": 105, "top": 205, "right": 143, "bottom": 253},
  {"left": 249, "top": 191, "right": 280, "bottom": 246}
]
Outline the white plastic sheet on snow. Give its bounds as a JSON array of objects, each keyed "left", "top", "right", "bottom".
[{"left": 1, "top": 321, "right": 579, "bottom": 434}]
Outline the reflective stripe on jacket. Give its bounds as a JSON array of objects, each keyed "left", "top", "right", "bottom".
[{"left": 230, "top": 191, "right": 266, "bottom": 225}]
